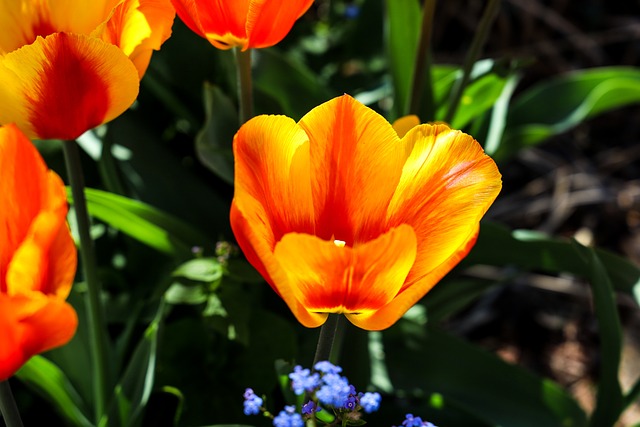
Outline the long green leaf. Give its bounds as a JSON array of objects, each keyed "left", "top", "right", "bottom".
[
  {"left": 385, "top": 0, "right": 421, "bottom": 119},
  {"left": 499, "top": 67, "right": 640, "bottom": 161},
  {"left": 384, "top": 326, "right": 588, "bottom": 427},
  {"left": 16, "top": 356, "right": 93, "bottom": 427},
  {"left": 69, "top": 188, "right": 210, "bottom": 258},
  {"left": 465, "top": 222, "right": 640, "bottom": 302},
  {"left": 572, "top": 243, "right": 624, "bottom": 426},
  {"left": 103, "top": 301, "right": 165, "bottom": 427},
  {"left": 195, "top": 83, "right": 238, "bottom": 185}
]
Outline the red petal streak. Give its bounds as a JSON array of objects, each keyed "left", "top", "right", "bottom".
[{"left": 29, "top": 33, "right": 110, "bottom": 140}]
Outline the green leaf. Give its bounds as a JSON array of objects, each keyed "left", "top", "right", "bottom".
[
  {"left": 16, "top": 356, "right": 93, "bottom": 427},
  {"left": 385, "top": 0, "right": 421, "bottom": 119},
  {"left": 465, "top": 222, "right": 640, "bottom": 302},
  {"left": 104, "top": 301, "right": 165, "bottom": 427},
  {"left": 172, "top": 258, "right": 223, "bottom": 283},
  {"left": 483, "top": 73, "right": 520, "bottom": 155},
  {"left": 500, "top": 67, "right": 640, "bottom": 161},
  {"left": 572, "top": 243, "right": 624, "bottom": 427},
  {"left": 195, "top": 83, "right": 238, "bottom": 185},
  {"left": 253, "top": 49, "right": 333, "bottom": 120},
  {"left": 423, "top": 278, "right": 500, "bottom": 323},
  {"left": 70, "top": 188, "right": 210, "bottom": 258},
  {"left": 164, "top": 283, "right": 209, "bottom": 305},
  {"left": 384, "top": 326, "right": 588, "bottom": 427},
  {"left": 446, "top": 73, "right": 508, "bottom": 129}
]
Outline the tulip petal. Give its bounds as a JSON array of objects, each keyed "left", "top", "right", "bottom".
[
  {"left": 392, "top": 115, "right": 420, "bottom": 138},
  {"left": 99, "top": 0, "right": 175, "bottom": 77},
  {"left": 0, "top": 32, "right": 139, "bottom": 140},
  {"left": 298, "top": 95, "right": 411, "bottom": 245},
  {"left": 349, "top": 226, "right": 480, "bottom": 330},
  {"left": 271, "top": 225, "right": 417, "bottom": 327},
  {"left": 245, "top": 0, "right": 313, "bottom": 49},
  {"left": 388, "top": 124, "right": 501, "bottom": 278},
  {"left": 0, "top": 293, "right": 77, "bottom": 381},
  {"left": 345, "top": 124, "right": 502, "bottom": 330},
  {"left": 193, "top": 0, "right": 250, "bottom": 49},
  {"left": 232, "top": 114, "right": 315, "bottom": 245},
  {"left": 170, "top": 0, "right": 206, "bottom": 38}
]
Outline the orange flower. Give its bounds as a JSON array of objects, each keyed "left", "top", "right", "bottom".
[
  {"left": 171, "top": 0, "right": 313, "bottom": 50},
  {"left": 230, "top": 95, "right": 502, "bottom": 330},
  {"left": 0, "top": 0, "right": 175, "bottom": 141},
  {"left": 0, "top": 124, "right": 78, "bottom": 380}
]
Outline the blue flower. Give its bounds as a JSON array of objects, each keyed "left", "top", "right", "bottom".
[
  {"left": 359, "top": 392, "right": 381, "bottom": 413},
  {"left": 316, "top": 373, "right": 352, "bottom": 407},
  {"left": 302, "top": 400, "right": 319, "bottom": 415},
  {"left": 289, "top": 365, "right": 320, "bottom": 395},
  {"left": 273, "top": 405, "right": 304, "bottom": 427},
  {"left": 242, "top": 388, "right": 263, "bottom": 416},
  {"left": 313, "top": 360, "right": 343, "bottom": 375},
  {"left": 398, "top": 413, "right": 437, "bottom": 427}
]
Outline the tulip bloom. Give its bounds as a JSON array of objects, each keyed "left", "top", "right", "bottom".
[
  {"left": 0, "top": 0, "right": 175, "bottom": 141},
  {"left": 230, "top": 95, "right": 502, "bottom": 330},
  {"left": 171, "top": 0, "right": 313, "bottom": 50},
  {"left": 0, "top": 124, "right": 78, "bottom": 380}
]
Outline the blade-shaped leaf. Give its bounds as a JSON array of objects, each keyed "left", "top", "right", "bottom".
[
  {"left": 572, "top": 243, "right": 624, "bottom": 427},
  {"left": 385, "top": 0, "right": 421, "bottom": 119},
  {"left": 465, "top": 222, "right": 640, "bottom": 303},
  {"left": 499, "top": 67, "right": 640, "bottom": 161},
  {"left": 68, "top": 188, "right": 211, "bottom": 258},
  {"left": 104, "top": 301, "right": 165, "bottom": 427},
  {"left": 16, "top": 356, "right": 93, "bottom": 427},
  {"left": 383, "top": 326, "right": 588, "bottom": 427},
  {"left": 195, "top": 83, "right": 238, "bottom": 185}
]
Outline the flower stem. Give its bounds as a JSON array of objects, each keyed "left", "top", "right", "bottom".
[
  {"left": 62, "top": 140, "right": 108, "bottom": 422},
  {"left": 0, "top": 381, "right": 24, "bottom": 427},
  {"left": 444, "top": 0, "right": 501, "bottom": 124},
  {"left": 408, "top": 0, "right": 437, "bottom": 118},
  {"left": 234, "top": 48, "right": 254, "bottom": 124},
  {"left": 313, "top": 314, "right": 343, "bottom": 365}
]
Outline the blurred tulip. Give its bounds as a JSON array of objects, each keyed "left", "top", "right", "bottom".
[
  {"left": 0, "top": 124, "right": 78, "bottom": 380},
  {"left": 230, "top": 95, "right": 502, "bottom": 330},
  {"left": 0, "top": 0, "right": 175, "bottom": 140},
  {"left": 171, "top": 0, "right": 313, "bottom": 50}
]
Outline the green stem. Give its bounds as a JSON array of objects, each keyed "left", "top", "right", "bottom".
[
  {"left": 0, "top": 381, "right": 24, "bottom": 427},
  {"left": 234, "top": 48, "right": 254, "bottom": 124},
  {"left": 408, "top": 0, "right": 437, "bottom": 118},
  {"left": 444, "top": 0, "right": 501, "bottom": 124},
  {"left": 313, "top": 314, "right": 342, "bottom": 365},
  {"left": 62, "top": 140, "right": 108, "bottom": 423}
]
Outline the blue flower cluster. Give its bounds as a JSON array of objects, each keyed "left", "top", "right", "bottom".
[
  {"left": 290, "top": 360, "right": 381, "bottom": 415},
  {"left": 243, "top": 361, "right": 437, "bottom": 427}
]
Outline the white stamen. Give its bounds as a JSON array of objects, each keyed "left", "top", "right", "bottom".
[{"left": 333, "top": 239, "right": 346, "bottom": 248}]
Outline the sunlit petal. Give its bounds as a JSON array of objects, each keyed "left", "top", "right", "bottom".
[
  {"left": 298, "top": 95, "right": 411, "bottom": 244},
  {"left": 246, "top": 0, "right": 313, "bottom": 49},
  {"left": 273, "top": 225, "right": 416, "bottom": 318},
  {"left": 0, "top": 32, "right": 139, "bottom": 140},
  {"left": 99, "top": 0, "right": 175, "bottom": 77},
  {"left": 0, "top": 294, "right": 77, "bottom": 381},
  {"left": 388, "top": 124, "right": 502, "bottom": 286}
]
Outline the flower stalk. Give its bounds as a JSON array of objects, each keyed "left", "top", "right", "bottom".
[
  {"left": 313, "top": 314, "right": 342, "bottom": 366},
  {"left": 234, "top": 48, "right": 254, "bottom": 124},
  {"left": 62, "top": 140, "right": 108, "bottom": 422},
  {"left": 444, "top": 0, "right": 501, "bottom": 124},
  {"left": 0, "top": 381, "right": 24, "bottom": 427}
]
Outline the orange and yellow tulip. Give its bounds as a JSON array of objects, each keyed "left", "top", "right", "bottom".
[
  {"left": 171, "top": 0, "right": 313, "bottom": 50},
  {"left": 0, "top": 0, "right": 175, "bottom": 141},
  {"left": 0, "top": 124, "right": 78, "bottom": 380},
  {"left": 230, "top": 95, "right": 502, "bottom": 331}
]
